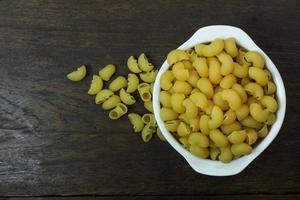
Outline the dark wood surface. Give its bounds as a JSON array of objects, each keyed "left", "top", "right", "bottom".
[{"left": 0, "top": 0, "right": 299, "bottom": 199}]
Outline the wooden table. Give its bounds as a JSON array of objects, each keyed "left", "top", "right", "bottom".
[{"left": 0, "top": 0, "right": 299, "bottom": 199}]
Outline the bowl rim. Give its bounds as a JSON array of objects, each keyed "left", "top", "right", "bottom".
[{"left": 152, "top": 25, "right": 286, "bottom": 176}]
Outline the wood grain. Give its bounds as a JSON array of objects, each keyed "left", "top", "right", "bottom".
[{"left": 0, "top": 0, "right": 299, "bottom": 198}]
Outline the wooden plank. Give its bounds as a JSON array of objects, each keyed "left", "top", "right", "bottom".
[{"left": 0, "top": 0, "right": 299, "bottom": 197}]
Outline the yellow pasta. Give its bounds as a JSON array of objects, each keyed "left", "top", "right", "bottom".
[
  {"left": 138, "top": 53, "right": 154, "bottom": 72},
  {"left": 203, "top": 100, "right": 214, "bottom": 115},
  {"left": 167, "top": 49, "right": 189, "bottom": 65},
  {"left": 177, "top": 121, "right": 191, "bottom": 137},
  {"left": 127, "top": 56, "right": 142, "bottom": 73},
  {"left": 219, "top": 146, "right": 233, "bottom": 163},
  {"left": 160, "top": 70, "right": 174, "bottom": 90},
  {"left": 170, "top": 93, "right": 186, "bottom": 113},
  {"left": 235, "top": 104, "right": 249, "bottom": 121},
  {"left": 266, "top": 113, "right": 276, "bottom": 125},
  {"left": 189, "top": 117, "right": 200, "bottom": 132},
  {"left": 249, "top": 103, "right": 269, "bottom": 122},
  {"left": 160, "top": 107, "right": 178, "bottom": 121},
  {"left": 224, "top": 38, "right": 238, "bottom": 57},
  {"left": 233, "top": 62, "right": 248, "bottom": 78},
  {"left": 102, "top": 95, "right": 121, "bottom": 110},
  {"left": 245, "top": 128, "right": 258, "bottom": 145},
  {"left": 88, "top": 75, "right": 103, "bottom": 95},
  {"left": 213, "top": 92, "right": 229, "bottom": 111},
  {"left": 220, "top": 121, "right": 242, "bottom": 135},
  {"left": 164, "top": 120, "right": 180, "bottom": 132},
  {"left": 209, "top": 106, "right": 224, "bottom": 129},
  {"left": 220, "top": 74, "right": 237, "bottom": 89},
  {"left": 240, "top": 116, "right": 262, "bottom": 129},
  {"left": 109, "top": 103, "right": 128, "bottom": 120},
  {"left": 185, "top": 49, "right": 198, "bottom": 62},
  {"left": 221, "top": 89, "right": 242, "bottom": 111},
  {"left": 99, "top": 64, "right": 116, "bottom": 81},
  {"left": 199, "top": 115, "right": 210, "bottom": 135},
  {"left": 244, "top": 51, "right": 265, "bottom": 68},
  {"left": 67, "top": 65, "right": 87, "bottom": 81},
  {"left": 197, "top": 78, "right": 214, "bottom": 98},
  {"left": 187, "top": 70, "right": 200, "bottom": 87},
  {"left": 144, "top": 101, "right": 153, "bottom": 113},
  {"left": 189, "top": 145, "right": 209, "bottom": 158},
  {"left": 231, "top": 143, "right": 252, "bottom": 156},
  {"left": 232, "top": 83, "right": 247, "bottom": 103},
  {"left": 109, "top": 76, "right": 128, "bottom": 92},
  {"left": 159, "top": 91, "right": 172, "bottom": 108},
  {"left": 137, "top": 83, "right": 151, "bottom": 102},
  {"left": 172, "top": 62, "right": 189, "bottom": 81},
  {"left": 223, "top": 109, "right": 236, "bottom": 125},
  {"left": 126, "top": 73, "right": 139, "bottom": 93},
  {"left": 119, "top": 88, "right": 136, "bottom": 105},
  {"left": 208, "top": 57, "right": 222, "bottom": 84},
  {"left": 95, "top": 89, "right": 114, "bottom": 104},
  {"left": 209, "top": 129, "right": 228, "bottom": 148},
  {"left": 172, "top": 80, "right": 192, "bottom": 95},
  {"left": 228, "top": 130, "right": 246, "bottom": 144},
  {"left": 142, "top": 113, "right": 157, "bottom": 126},
  {"left": 258, "top": 124, "right": 268, "bottom": 137},
  {"left": 195, "top": 38, "right": 224, "bottom": 57},
  {"left": 182, "top": 98, "right": 198, "bottom": 120},
  {"left": 179, "top": 136, "right": 190, "bottom": 149},
  {"left": 128, "top": 113, "right": 144, "bottom": 132},
  {"left": 244, "top": 82, "right": 264, "bottom": 100},
  {"left": 188, "top": 132, "right": 209, "bottom": 148},
  {"left": 190, "top": 92, "right": 208, "bottom": 109},
  {"left": 249, "top": 67, "right": 268, "bottom": 86},
  {"left": 192, "top": 57, "right": 209, "bottom": 78},
  {"left": 217, "top": 52, "right": 234, "bottom": 75},
  {"left": 209, "top": 147, "right": 221, "bottom": 160},
  {"left": 260, "top": 96, "right": 278, "bottom": 112},
  {"left": 141, "top": 124, "right": 156, "bottom": 142},
  {"left": 240, "top": 77, "right": 251, "bottom": 86},
  {"left": 182, "top": 60, "right": 193, "bottom": 70},
  {"left": 139, "top": 70, "right": 158, "bottom": 83},
  {"left": 264, "top": 81, "right": 276, "bottom": 95}
]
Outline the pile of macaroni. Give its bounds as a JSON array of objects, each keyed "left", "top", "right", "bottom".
[
  {"left": 67, "top": 54, "right": 165, "bottom": 143},
  {"left": 160, "top": 38, "right": 278, "bottom": 163}
]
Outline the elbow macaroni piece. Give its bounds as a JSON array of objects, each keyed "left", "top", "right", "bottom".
[
  {"left": 167, "top": 49, "right": 189, "bottom": 65},
  {"left": 139, "top": 70, "right": 158, "bottom": 83},
  {"left": 188, "top": 132, "right": 209, "bottom": 148},
  {"left": 127, "top": 56, "right": 142, "bottom": 73},
  {"left": 208, "top": 57, "right": 222, "bottom": 84},
  {"left": 220, "top": 121, "right": 242, "bottom": 135},
  {"left": 209, "top": 147, "right": 221, "bottom": 160},
  {"left": 172, "top": 80, "right": 192, "bottom": 95},
  {"left": 235, "top": 104, "right": 249, "bottom": 121},
  {"left": 156, "top": 128, "right": 166, "bottom": 142},
  {"left": 245, "top": 128, "right": 258, "bottom": 145},
  {"left": 200, "top": 115, "right": 210, "bottom": 135},
  {"left": 189, "top": 117, "right": 200, "bottom": 131},
  {"left": 144, "top": 101, "right": 153, "bottom": 113},
  {"left": 213, "top": 92, "right": 229, "bottom": 111},
  {"left": 141, "top": 124, "right": 156, "bottom": 142},
  {"left": 102, "top": 95, "right": 121, "bottom": 110},
  {"left": 171, "top": 93, "right": 186, "bottom": 113},
  {"left": 195, "top": 38, "right": 224, "bottom": 57},
  {"left": 264, "top": 81, "right": 276, "bottom": 95},
  {"left": 137, "top": 83, "right": 151, "bottom": 102},
  {"left": 209, "top": 106, "right": 224, "bottom": 129},
  {"left": 192, "top": 57, "right": 209, "bottom": 78},
  {"left": 126, "top": 73, "right": 139, "bottom": 93},
  {"left": 109, "top": 103, "right": 128, "bottom": 120},
  {"left": 188, "top": 70, "right": 200, "bottom": 87},
  {"left": 186, "top": 49, "right": 198, "bottom": 62},
  {"left": 128, "top": 113, "right": 144, "bottom": 132},
  {"left": 160, "top": 107, "right": 178, "bottom": 121},
  {"left": 88, "top": 75, "right": 103, "bottom": 95},
  {"left": 189, "top": 145, "right": 209, "bottom": 158},
  {"left": 119, "top": 88, "right": 136, "bottom": 105},
  {"left": 228, "top": 130, "right": 247, "bottom": 144},
  {"left": 138, "top": 53, "right": 154, "bottom": 72},
  {"left": 95, "top": 89, "right": 114, "bottom": 104},
  {"left": 249, "top": 67, "right": 268, "bottom": 86},
  {"left": 260, "top": 96, "right": 278, "bottom": 112},
  {"left": 172, "top": 62, "right": 189, "bottom": 81},
  {"left": 160, "top": 70, "right": 174, "bottom": 90},
  {"left": 197, "top": 78, "right": 214, "bottom": 98},
  {"left": 142, "top": 113, "right": 157, "bottom": 126},
  {"left": 209, "top": 129, "right": 228, "bottom": 148},
  {"left": 109, "top": 76, "right": 128, "bottom": 92},
  {"left": 177, "top": 121, "right": 191, "bottom": 137},
  {"left": 249, "top": 103, "right": 269, "bottom": 122},
  {"left": 159, "top": 91, "right": 172, "bottom": 108},
  {"left": 221, "top": 89, "right": 242, "bottom": 111},
  {"left": 231, "top": 143, "right": 252, "bottom": 156},
  {"left": 223, "top": 109, "right": 236, "bottom": 125},
  {"left": 266, "top": 113, "right": 276, "bottom": 125},
  {"left": 233, "top": 62, "right": 249, "bottom": 78},
  {"left": 244, "top": 82, "right": 264, "bottom": 100},
  {"left": 67, "top": 65, "right": 87, "bottom": 81},
  {"left": 190, "top": 92, "right": 208, "bottom": 109},
  {"left": 217, "top": 52, "right": 234, "bottom": 75},
  {"left": 182, "top": 98, "right": 198, "bottom": 120},
  {"left": 219, "top": 146, "right": 233, "bottom": 163},
  {"left": 244, "top": 51, "right": 265, "bottom": 68},
  {"left": 164, "top": 120, "right": 180, "bottom": 132},
  {"left": 258, "top": 124, "right": 268, "bottom": 137},
  {"left": 99, "top": 64, "right": 116, "bottom": 81},
  {"left": 220, "top": 74, "right": 237, "bottom": 89},
  {"left": 224, "top": 38, "right": 238, "bottom": 57},
  {"left": 240, "top": 116, "right": 262, "bottom": 129},
  {"left": 232, "top": 83, "right": 247, "bottom": 103}
]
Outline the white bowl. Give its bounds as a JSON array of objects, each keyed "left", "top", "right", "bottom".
[{"left": 153, "top": 25, "right": 286, "bottom": 176}]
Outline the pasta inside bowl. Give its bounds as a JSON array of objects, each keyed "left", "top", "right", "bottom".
[{"left": 152, "top": 25, "right": 286, "bottom": 176}]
